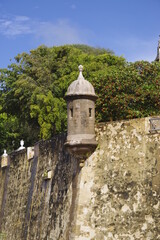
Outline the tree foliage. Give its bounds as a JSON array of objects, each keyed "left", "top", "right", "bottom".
[
  {"left": 0, "top": 44, "right": 160, "bottom": 153},
  {"left": 94, "top": 61, "right": 160, "bottom": 121}
]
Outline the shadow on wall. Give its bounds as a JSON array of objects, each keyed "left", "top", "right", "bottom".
[{"left": 0, "top": 133, "right": 80, "bottom": 240}]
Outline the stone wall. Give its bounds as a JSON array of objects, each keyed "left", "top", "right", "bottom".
[
  {"left": 0, "top": 134, "right": 79, "bottom": 240},
  {"left": 0, "top": 117, "right": 160, "bottom": 240},
  {"left": 71, "top": 117, "right": 160, "bottom": 240}
]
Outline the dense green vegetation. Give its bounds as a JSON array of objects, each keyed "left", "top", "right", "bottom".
[{"left": 0, "top": 44, "right": 160, "bottom": 153}]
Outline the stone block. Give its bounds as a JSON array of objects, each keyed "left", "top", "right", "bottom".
[
  {"left": 27, "top": 147, "right": 34, "bottom": 160},
  {"left": 1, "top": 155, "right": 9, "bottom": 168},
  {"left": 42, "top": 170, "right": 52, "bottom": 180}
]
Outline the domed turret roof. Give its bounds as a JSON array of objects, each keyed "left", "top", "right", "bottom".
[{"left": 65, "top": 65, "right": 97, "bottom": 99}]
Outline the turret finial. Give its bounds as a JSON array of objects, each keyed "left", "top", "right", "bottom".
[
  {"left": 3, "top": 150, "right": 8, "bottom": 156},
  {"left": 16, "top": 139, "right": 25, "bottom": 151},
  {"left": 78, "top": 65, "right": 83, "bottom": 72},
  {"left": 78, "top": 65, "right": 84, "bottom": 81}
]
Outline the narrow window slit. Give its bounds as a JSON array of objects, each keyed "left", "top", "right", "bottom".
[
  {"left": 70, "top": 108, "right": 73, "bottom": 117},
  {"left": 89, "top": 108, "right": 92, "bottom": 117}
]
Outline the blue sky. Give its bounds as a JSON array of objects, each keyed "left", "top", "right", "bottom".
[{"left": 0, "top": 0, "right": 159, "bottom": 68}]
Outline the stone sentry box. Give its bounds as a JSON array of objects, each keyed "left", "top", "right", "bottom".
[{"left": 64, "top": 65, "right": 97, "bottom": 157}]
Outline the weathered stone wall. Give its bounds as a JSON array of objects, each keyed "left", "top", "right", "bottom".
[
  {"left": 0, "top": 117, "right": 160, "bottom": 240},
  {"left": 71, "top": 117, "right": 160, "bottom": 240},
  {"left": 0, "top": 134, "right": 79, "bottom": 240}
]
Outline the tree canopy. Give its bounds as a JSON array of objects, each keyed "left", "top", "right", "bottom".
[{"left": 0, "top": 44, "right": 160, "bottom": 154}]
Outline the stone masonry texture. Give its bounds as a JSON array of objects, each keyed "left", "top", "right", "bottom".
[{"left": 0, "top": 117, "right": 160, "bottom": 240}]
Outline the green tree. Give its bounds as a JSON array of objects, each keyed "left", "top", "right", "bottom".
[
  {"left": 0, "top": 45, "right": 117, "bottom": 151},
  {"left": 93, "top": 60, "right": 160, "bottom": 121},
  {"left": 0, "top": 44, "right": 160, "bottom": 154}
]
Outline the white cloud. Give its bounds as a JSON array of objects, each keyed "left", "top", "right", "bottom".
[
  {"left": 36, "top": 19, "right": 84, "bottom": 46},
  {"left": 14, "top": 16, "right": 30, "bottom": 22},
  {"left": 0, "top": 15, "right": 34, "bottom": 36},
  {"left": 0, "top": 15, "right": 88, "bottom": 45}
]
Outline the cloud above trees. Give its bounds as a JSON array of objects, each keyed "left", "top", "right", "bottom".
[{"left": 0, "top": 14, "right": 87, "bottom": 45}]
